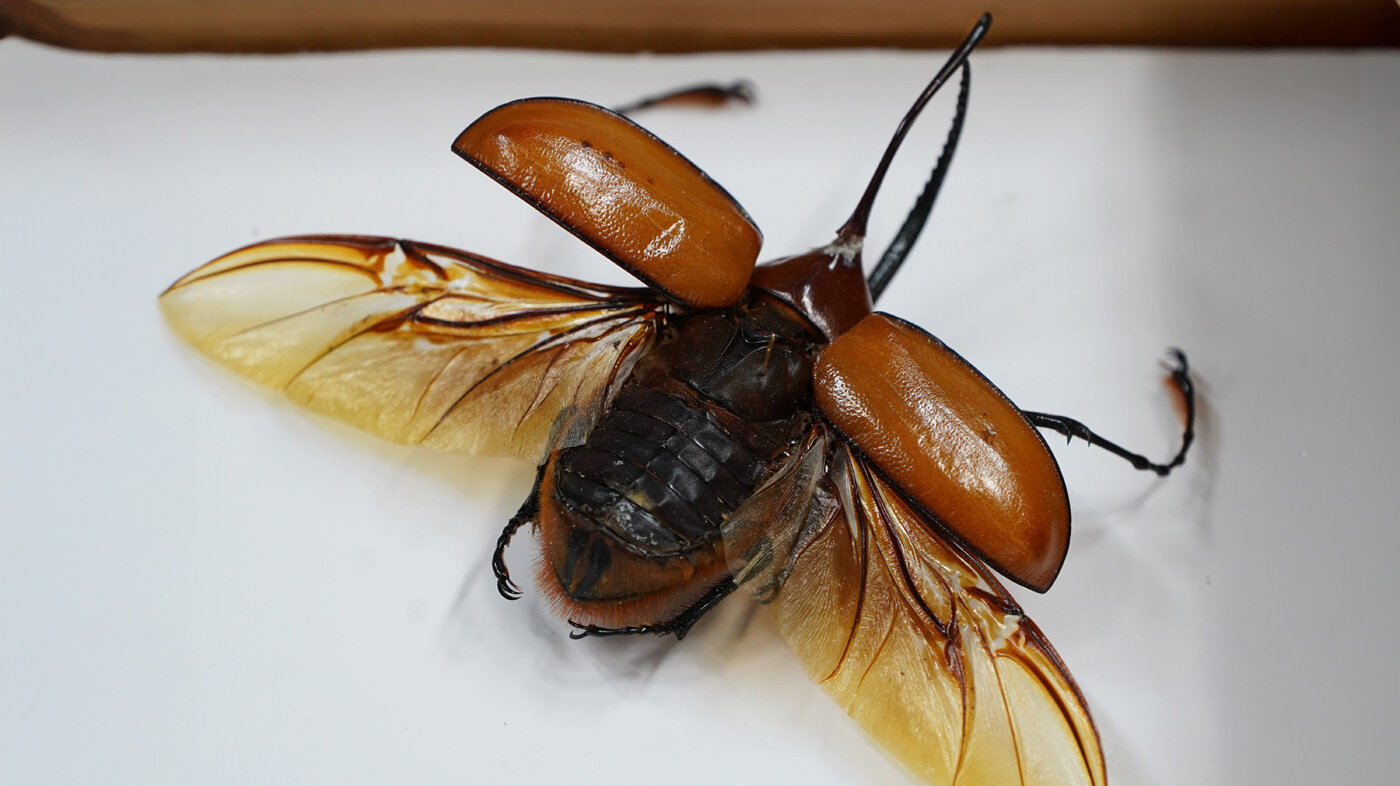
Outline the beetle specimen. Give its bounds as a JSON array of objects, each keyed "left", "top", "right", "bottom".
[{"left": 161, "top": 14, "right": 1194, "bottom": 786}]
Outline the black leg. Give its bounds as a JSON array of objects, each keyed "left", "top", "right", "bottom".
[
  {"left": 493, "top": 467, "right": 545, "bottom": 601},
  {"left": 611, "top": 81, "right": 755, "bottom": 116},
  {"left": 568, "top": 578, "right": 739, "bottom": 640},
  {"left": 1024, "top": 349, "right": 1195, "bottom": 477}
]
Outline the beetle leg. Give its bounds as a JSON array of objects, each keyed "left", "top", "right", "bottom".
[
  {"left": 611, "top": 81, "right": 755, "bottom": 116},
  {"left": 1023, "top": 349, "right": 1195, "bottom": 477},
  {"left": 567, "top": 578, "right": 739, "bottom": 640},
  {"left": 494, "top": 466, "right": 546, "bottom": 601}
]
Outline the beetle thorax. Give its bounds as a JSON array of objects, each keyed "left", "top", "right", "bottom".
[{"left": 749, "top": 247, "right": 874, "bottom": 341}]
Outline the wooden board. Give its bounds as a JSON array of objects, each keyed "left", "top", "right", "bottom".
[{"left": 3, "top": 0, "right": 1399, "bottom": 52}]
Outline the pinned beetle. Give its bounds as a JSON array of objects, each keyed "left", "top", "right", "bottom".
[{"left": 161, "top": 14, "right": 1194, "bottom": 786}]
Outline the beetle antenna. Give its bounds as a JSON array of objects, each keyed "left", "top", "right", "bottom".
[
  {"left": 836, "top": 13, "right": 991, "bottom": 245},
  {"left": 867, "top": 63, "right": 970, "bottom": 302}
]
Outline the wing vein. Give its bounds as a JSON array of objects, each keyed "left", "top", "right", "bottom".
[
  {"left": 424, "top": 311, "right": 643, "bottom": 439},
  {"left": 281, "top": 301, "right": 425, "bottom": 389},
  {"left": 825, "top": 458, "right": 873, "bottom": 684},
  {"left": 165, "top": 255, "right": 382, "bottom": 293},
  {"left": 869, "top": 476, "right": 949, "bottom": 636},
  {"left": 408, "top": 342, "right": 477, "bottom": 424}
]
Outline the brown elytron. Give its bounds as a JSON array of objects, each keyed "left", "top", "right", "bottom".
[
  {"left": 816, "top": 313, "right": 1070, "bottom": 591},
  {"left": 454, "top": 98, "right": 762, "bottom": 308},
  {"left": 161, "top": 14, "right": 1196, "bottom": 786}
]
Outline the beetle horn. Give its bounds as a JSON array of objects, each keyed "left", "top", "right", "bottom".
[
  {"left": 837, "top": 13, "right": 991, "bottom": 263},
  {"left": 866, "top": 63, "right": 971, "bottom": 302}
]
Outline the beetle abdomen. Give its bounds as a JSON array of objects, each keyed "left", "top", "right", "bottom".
[
  {"left": 554, "top": 387, "right": 764, "bottom": 559},
  {"left": 535, "top": 295, "right": 817, "bottom": 628}
]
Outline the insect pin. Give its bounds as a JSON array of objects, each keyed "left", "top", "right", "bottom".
[{"left": 162, "top": 14, "right": 1194, "bottom": 786}]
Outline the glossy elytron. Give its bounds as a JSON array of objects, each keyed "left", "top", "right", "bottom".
[{"left": 161, "top": 15, "right": 1194, "bottom": 786}]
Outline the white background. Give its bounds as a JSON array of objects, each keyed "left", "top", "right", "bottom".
[{"left": 3, "top": 37, "right": 1397, "bottom": 786}]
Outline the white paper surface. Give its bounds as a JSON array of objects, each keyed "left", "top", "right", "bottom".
[{"left": 2, "top": 39, "right": 1397, "bottom": 786}]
